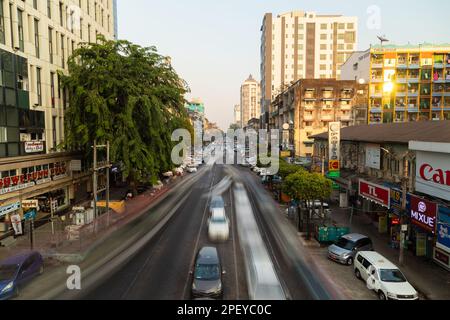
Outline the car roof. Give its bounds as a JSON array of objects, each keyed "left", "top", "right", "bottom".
[
  {"left": 357, "top": 251, "right": 398, "bottom": 269},
  {"left": 0, "top": 251, "right": 38, "bottom": 265},
  {"left": 342, "top": 233, "right": 369, "bottom": 242},
  {"left": 197, "top": 247, "right": 219, "bottom": 265},
  {"left": 211, "top": 208, "right": 226, "bottom": 218}
]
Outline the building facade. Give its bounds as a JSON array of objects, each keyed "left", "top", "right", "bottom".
[
  {"left": 341, "top": 45, "right": 450, "bottom": 124},
  {"left": 312, "top": 121, "right": 450, "bottom": 268},
  {"left": 240, "top": 75, "right": 261, "bottom": 127},
  {"left": 0, "top": 0, "right": 116, "bottom": 239},
  {"left": 269, "top": 78, "right": 367, "bottom": 157},
  {"left": 233, "top": 104, "right": 241, "bottom": 128},
  {"left": 260, "top": 11, "right": 358, "bottom": 125}
]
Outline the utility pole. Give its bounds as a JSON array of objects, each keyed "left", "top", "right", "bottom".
[
  {"left": 92, "top": 140, "right": 111, "bottom": 233},
  {"left": 399, "top": 156, "right": 409, "bottom": 266}
]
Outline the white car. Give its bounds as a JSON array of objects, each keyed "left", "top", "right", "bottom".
[
  {"left": 354, "top": 251, "right": 419, "bottom": 300},
  {"left": 208, "top": 208, "right": 230, "bottom": 242},
  {"left": 187, "top": 165, "right": 198, "bottom": 173}
]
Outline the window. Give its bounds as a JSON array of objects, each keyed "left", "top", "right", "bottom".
[
  {"left": 8, "top": 4, "right": 13, "bottom": 47},
  {"left": 52, "top": 116, "right": 57, "bottom": 149},
  {"left": 51, "top": 72, "right": 55, "bottom": 108},
  {"left": 362, "top": 259, "right": 372, "bottom": 270},
  {"left": 338, "top": 23, "right": 345, "bottom": 29},
  {"left": 47, "top": 0, "right": 51, "bottom": 18},
  {"left": 320, "top": 54, "right": 327, "bottom": 60},
  {"left": 320, "top": 44, "right": 327, "bottom": 50},
  {"left": 88, "top": 24, "right": 91, "bottom": 42},
  {"left": 59, "top": 2, "right": 64, "bottom": 26},
  {"left": 36, "top": 67, "right": 42, "bottom": 106},
  {"left": 320, "top": 23, "right": 327, "bottom": 30},
  {"left": 0, "top": 0, "right": 5, "bottom": 44},
  {"left": 344, "top": 31, "right": 355, "bottom": 43},
  {"left": 34, "top": 19, "right": 40, "bottom": 58},
  {"left": 320, "top": 34, "right": 327, "bottom": 40},
  {"left": 48, "top": 27, "right": 53, "bottom": 63},
  {"left": 17, "top": 9, "right": 24, "bottom": 51},
  {"left": 61, "top": 35, "right": 65, "bottom": 68},
  {"left": 347, "top": 23, "right": 354, "bottom": 29}
]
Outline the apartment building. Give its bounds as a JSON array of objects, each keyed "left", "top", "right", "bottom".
[
  {"left": 341, "top": 44, "right": 450, "bottom": 124},
  {"left": 269, "top": 79, "right": 367, "bottom": 157},
  {"left": 260, "top": 11, "right": 358, "bottom": 126},
  {"left": 240, "top": 75, "right": 261, "bottom": 127},
  {"left": 0, "top": 0, "right": 116, "bottom": 239}
]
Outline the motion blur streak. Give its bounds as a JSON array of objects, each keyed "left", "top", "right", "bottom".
[{"left": 233, "top": 183, "right": 286, "bottom": 300}]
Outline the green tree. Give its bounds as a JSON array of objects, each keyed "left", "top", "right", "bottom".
[
  {"left": 61, "top": 36, "right": 192, "bottom": 193},
  {"left": 283, "top": 171, "right": 332, "bottom": 239}
]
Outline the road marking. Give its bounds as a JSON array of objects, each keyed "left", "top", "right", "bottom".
[
  {"left": 229, "top": 185, "right": 240, "bottom": 300},
  {"left": 181, "top": 165, "right": 217, "bottom": 300}
]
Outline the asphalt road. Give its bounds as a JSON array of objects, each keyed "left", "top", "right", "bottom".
[{"left": 84, "top": 164, "right": 248, "bottom": 300}]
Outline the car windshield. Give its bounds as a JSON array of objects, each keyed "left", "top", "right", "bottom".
[
  {"left": 380, "top": 269, "right": 407, "bottom": 283},
  {"left": 211, "top": 216, "right": 226, "bottom": 223},
  {"left": 210, "top": 198, "right": 224, "bottom": 209},
  {"left": 194, "top": 264, "right": 220, "bottom": 281},
  {"left": 0, "top": 264, "right": 18, "bottom": 281},
  {"left": 335, "top": 238, "right": 356, "bottom": 250}
]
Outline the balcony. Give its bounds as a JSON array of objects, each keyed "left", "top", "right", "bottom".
[
  {"left": 340, "top": 115, "right": 352, "bottom": 121},
  {"left": 303, "top": 114, "right": 315, "bottom": 121},
  {"left": 370, "top": 91, "right": 383, "bottom": 98},
  {"left": 340, "top": 104, "right": 351, "bottom": 111},
  {"left": 321, "top": 115, "right": 334, "bottom": 122},
  {"left": 304, "top": 104, "right": 315, "bottom": 111}
]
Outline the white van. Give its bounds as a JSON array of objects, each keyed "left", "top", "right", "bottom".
[{"left": 354, "top": 251, "right": 419, "bottom": 300}]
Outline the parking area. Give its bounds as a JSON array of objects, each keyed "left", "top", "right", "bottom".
[{"left": 306, "top": 244, "right": 378, "bottom": 300}]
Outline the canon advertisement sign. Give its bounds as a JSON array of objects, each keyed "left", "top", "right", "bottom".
[
  {"left": 410, "top": 195, "right": 437, "bottom": 234},
  {"left": 415, "top": 150, "right": 450, "bottom": 201}
]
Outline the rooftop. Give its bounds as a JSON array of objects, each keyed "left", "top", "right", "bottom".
[
  {"left": 370, "top": 43, "right": 450, "bottom": 51},
  {"left": 312, "top": 121, "right": 450, "bottom": 144}
]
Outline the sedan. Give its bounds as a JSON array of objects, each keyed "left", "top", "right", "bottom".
[
  {"left": 0, "top": 251, "right": 44, "bottom": 300},
  {"left": 191, "top": 247, "right": 225, "bottom": 299}
]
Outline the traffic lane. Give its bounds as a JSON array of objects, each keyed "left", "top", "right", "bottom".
[
  {"left": 231, "top": 165, "right": 342, "bottom": 300},
  {"left": 84, "top": 165, "right": 217, "bottom": 300},
  {"left": 209, "top": 167, "right": 248, "bottom": 300}
]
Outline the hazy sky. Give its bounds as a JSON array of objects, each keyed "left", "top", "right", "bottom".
[{"left": 117, "top": 0, "right": 450, "bottom": 130}]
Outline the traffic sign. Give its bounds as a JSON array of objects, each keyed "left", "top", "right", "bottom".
[
  {"left": 328, "top": 171, "right": 341, "bottom": 178},
  {"left": 24, "top": 209, "right": 37, "bottom": 221},
  {"left": 329, "top": 160, "right": 340, "bottom": 172}
]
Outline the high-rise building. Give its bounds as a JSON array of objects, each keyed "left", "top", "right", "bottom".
[
  {"left": 341, "top": 45, "right": 450, "bottom": 124},
  {"left": 260, "top": 11, "right": 358, "bottom": 126},
  {"left": 0, "top": 0, "right": 115, "bottom": 238},
  {"left": 240, "top": 75, "right": 261, "bottom": 127},
  {"left": 233, "top": 105, "right": 241, "bottom": 128}
]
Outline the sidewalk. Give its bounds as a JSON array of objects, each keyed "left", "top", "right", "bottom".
[
  {"left": 330, "top": 206, "right": 450, "bottom": 300},
  {"left": 0, "top": 174, "right": 187, "bottom": 262}
]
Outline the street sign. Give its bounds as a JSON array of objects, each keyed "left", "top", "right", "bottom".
[
  {"left": 24, "top": 209, "right": 37, "bottom": 221},
  {"left": 329, "top": 160, "right": 340, "bottom": 172},
  {"left": 328, "top": 171, "right": 341, "bottom": 178}
]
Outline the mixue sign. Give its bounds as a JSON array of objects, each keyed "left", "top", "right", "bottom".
[{"left": 410, "top": 195, "right": 437, "bottom": 234}]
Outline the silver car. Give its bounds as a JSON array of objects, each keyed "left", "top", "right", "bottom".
[{"left": 328, "top": 233, "right": 373, "bottom": 265}]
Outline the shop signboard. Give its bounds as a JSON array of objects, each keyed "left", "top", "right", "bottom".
[
  {"left": 0, "top": 202, "right": 21, "bottom": 217},
  {"left": 365, "top": 144, "right": 381, "bottom": 170},
  {"left": 390, "top": 188, "right": 411, "bottom": 215},
  {"left": 410, "top": 195, "right": 437, "bottom": 234},
  {"left": 24, "top": 210, "right": 37, "bottom": 221},
  {"left": 10, "top": 214, "right": 22, "bottom": 236},
  {"left": 0, "top": 164, "right": 67, "bottom": 195},
  {"left": 415, "top": 150, "right": 450, "bottom": 201},
  {"left": 328, "top": 122, "right": 341, "bottom": 162},
  {"left": 359, "top": 180, "right": 390, "bottom": 208},
  {"left": 437, "top": 223, "right": 450, "bottom": 253},
  {"left": 24, "top": 141, "right": 44, "bottom": 153},
  {"left": 21, "top": 200, "right": 39, "bottom": 209},
  {"left": 434, "top": 247, "right": 450, "bottom": 270}
]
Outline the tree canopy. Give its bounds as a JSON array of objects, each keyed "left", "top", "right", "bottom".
[
  {"left": 282, "top": 171, "right": 332, "bottom": 205},
  {"left": 61, "top": 36, "right": 192, "bottom": 185}
]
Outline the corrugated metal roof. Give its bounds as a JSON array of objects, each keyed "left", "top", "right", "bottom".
[{"left": 312, "top": 121, "right": 450, "bottom": 144}]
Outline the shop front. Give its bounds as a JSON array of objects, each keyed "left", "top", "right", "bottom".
[
  {"left": 0, "top": 202, "right": 21, "bottom": 233},
  {"left": 435, "top": 205, "right": 450, "bottom": 270},
  {"left": 409, "top": 195, "right": 437, "bottom": 259},
  {"left": 388, "top": 188, "right": 411, "bottom": 249},
  {"left": 358, "top": 179, "right": 391, "bottom": 232}
]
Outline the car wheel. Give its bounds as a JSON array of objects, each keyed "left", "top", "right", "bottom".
[
  {"left": 355, "top": 268, "right": 362, "bottom": 279},
  {"left": 379, "top": 291, "right": 387, "bottom": 300},
  {"left": 346, "top": 257, "right": 354, "bottom": 266}
]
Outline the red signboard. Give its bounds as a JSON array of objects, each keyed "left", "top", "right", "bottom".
[
  {"left": 0, "top": 165, "right": 67, "bottom": 191},
  {"left": 329, "top": 160, "right": 340, "bottom": 172},
  {"left": 359, "top": 180, "right": 390, "bottom": 208},
  {"left": 410, "top": 195, "right": 437, "bottom": 234}
]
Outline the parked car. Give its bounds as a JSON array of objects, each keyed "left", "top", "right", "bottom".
[
  {"left": 354, "top": 251, "right": 419, "bottom": 300},
  {"left": 187, "top": 165, "right": 198, "bottom": 173},
  {"left": 328, "top": 234, "right": 373, "bottom": 265},
  {"left": 208, "top": 208, "right": 230, "bottom": 242},
  {"left": 191, "top": 247, "right": 225, "bottom": 299},
  {"left": 0, "top": 251, "right": 44, "bottom": 300}
]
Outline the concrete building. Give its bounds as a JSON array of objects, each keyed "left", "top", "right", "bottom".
[
  {"left": 269, "top": 78, "right": 367, "bottom": 157},
  {"left": 240, "top": 75, "right": 261, "bottom": 127},
  {"left": 0, "top": 0, "right": 116, "bottom": 239},
  {"left": 260, "top": 11, "right": 358, "bottom": 126},
  {"left": 233, "top": 104, "right": 241, "bottom": 128},
  {"left": 312, "top": 121, "right": 450, "bottom": 266},
  {"left": 341, "top": 44, "right": 450, "bottom": 124}
]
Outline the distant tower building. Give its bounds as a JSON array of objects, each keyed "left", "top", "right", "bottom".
[
  {"left": 113, "top": 0, "right": 119, "bottom": 39},
  {"left": 240, "top": 75, "right": 261, "bottom": 127}
]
